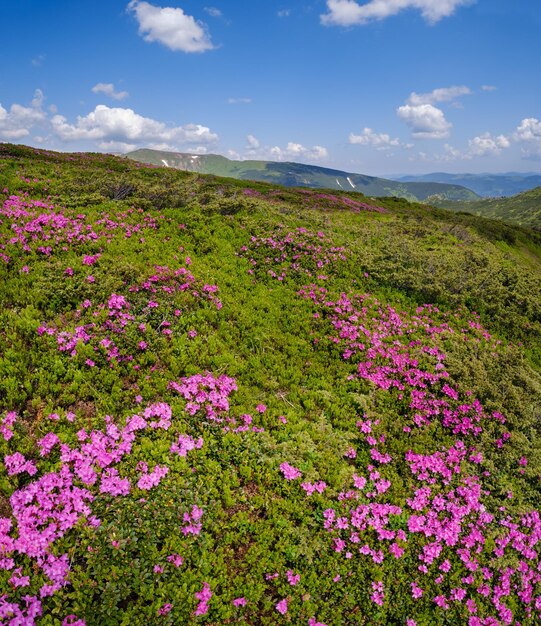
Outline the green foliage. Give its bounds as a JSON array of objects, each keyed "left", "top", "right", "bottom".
[
  {"left": 432, "top": 185, "right": 541, "bottom": 230},
  {"left": 0, "top": 144, "right": 539, "bottom": 625}
]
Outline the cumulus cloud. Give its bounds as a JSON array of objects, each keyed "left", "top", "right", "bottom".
[
  {"left": 278, "top": 9, "right": 291, "bottom": 17},
  {"left": 481, "top": 85, "right": 497, "bottom": 92},
  {"left": 468, "top": 132, "right": 509, "bottom": 157},
  {"left": 51, "top": 105, "right": 219, "bottom": 151},
  {"left": 128, "top": 1, "right": 214, "bottom": 53},
  {"left": 397, "top": 103, "right": 451, "bottom": 139},
  {"left": 349, "top": 127, "right": 401, "bottom": 149},
  {"left": 243, "top": 135, "right": 328, "bottom": 162},
  {"left": 407, "top": 85, "right": 471, "bottom": 106},
  {"left": 0, "top": 89, "right": 47, "bottom": 140},
  {"left": 423, "top": 133, "right": 510, "bottom": 162},
  {"left": 98, "top": 140, "right": 139, "bottom": 153},
  {"left": 92, "top": 83, "right": 129, "bottom": 101},
  {"left": 514, "top": 118, "right": 541, "bottom": 159},
  {"left": 246, "top": 134, "right": 260, "bottom": 149},
  {"left": 321, "top": 0, "right": 474, "bottom": 26},
  {"left": 269, "top": 142, "right": 328, "bottom": 161},
  {"left": 396, "top": 86, "right": 471, "bottom": 140}
]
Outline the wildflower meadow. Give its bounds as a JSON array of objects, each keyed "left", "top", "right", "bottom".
[{"left": 0, "top": 144, "right": 539, "bottom": 625}]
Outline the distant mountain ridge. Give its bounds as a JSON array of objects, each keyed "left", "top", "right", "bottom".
[
  {"left": 394, "top": 172, "right": 541, "bottom": 198},
  {"left": 125, "top": 149, "right": 479, "bottom": 203},
  {"left": 431, "top": 186, "right": 541, "bottom": 230}
]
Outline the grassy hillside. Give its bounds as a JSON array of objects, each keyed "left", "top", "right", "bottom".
[
  {"left": 125, "top": 148, "right": 479, "bottom": 203},
  {"left": 396, "top": 172, "right": 541, "bottom": 198},
  {"left": 432, "top": 186, "right": 541, "bottom": 229},
  {"left": 0, "top": 144, "right": 540, "bottom": 626}
]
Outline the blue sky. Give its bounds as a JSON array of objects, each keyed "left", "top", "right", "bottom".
[{"left": 1, "top": 0, "right": 540, "bottom": 175}]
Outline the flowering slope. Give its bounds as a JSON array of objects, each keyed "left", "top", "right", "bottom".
[{"left": 0, "top": 144, "right": 539, "bottom": 625}]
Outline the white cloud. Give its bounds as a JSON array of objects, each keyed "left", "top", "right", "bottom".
[
  {"left": 481, "top": 85, "right": 497, "bottom": 92},
  {"left": 243, "top": 135, "right": 328, "bottom": 162},
  {"left": 397, "top": 103, "right": 451, "bottom": 139},
  {"left": 442, "top": 143, "right": 462, "bottom": 160},
  {"left": 349, "top": 127, "right": 401, "bottom": 149},
  {"left": 128, "top": 1, "right": 214, "bottom": 53},
  {"left": 204, "top": 7, "right": 222, "bottom": 18},
  {"left": 514, "top": 118, "right": 541, "bottom": 160},
  {"left": 468, "top": 132, "right": 509, "bottom": 157},
  {"left": 397, "top": 86, "right": 472, "bottom": 140},
  {"left": 98, "top": 140, "right": 139, "bottom": 153},
  {"left": 51, "top": 105, "right": 219, "bottom": 151},
  {"left": 514, "top": 117, "right": 541, "bottom": 143},
  {"left": 321, "top": 0, "right": 474, "bottom": 26},
  {"left": 0, "top": 89, "right": 46, "bottom": 140},
  {"left": 92, "top": 83, "right": 129, "bottom": 101},
  {"left": 228, "top": 97, "right": 252, "bottom": 105},
  {"left": 187, "top": 145, "right": 210, "bottom": 155},
  {"left": 278, "top": 9, "right": 291, "bottom": 17},
  {"left": 419, "top": 133, "right": 510, "bottom": 162},
  {"left": 407, "top": 85, "right": 471, "bottom": 106},
  {"left": 270, "top": 142, "right": 328, "bottom": 162},
  {"left": 246, "top": 134, "right": 260, "bottom": 149}
]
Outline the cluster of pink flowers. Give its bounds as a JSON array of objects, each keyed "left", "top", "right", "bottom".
[
  {"left": 301, "top": 481, "right": 327, "bottom": 495},
  {"left": 1, "top": 411, "right": 17, "bottom": 441},
  {"left": 194, "top": 582, "right": 212, "bottom": 616},
  {"left": 136, "top": 463, "right": 169, "bottom": 490},
  {"left": 292, "top": 281, "right": 541, "bottom": 625},
  {"left": 238, "top": 226, "right": 347, "bottom": 281},
  {"left": 0, "top": 595, "right": 43, "bottom": 624},
  {"left": 4, "top": 452, "right": 37, "bottom": 476},
  {"left": 299, "top": 286, "right": 506, "bottom": 438},
  {"left": 169, "top": 373, "right": 238, "bottom": 422},
  {"left": 0, "top": 194, "right": 164, "bottom": 265},
  {"left": 130, "top": 264, "right": 222, "bottom": 310},
  {"left": 170, "top": 434, "right": 204, "bottom": 457},
  {"left": 38, "top": 263, "right": 221, "bottom": 371},
  {"left": 280, "top": 462, "right": 302, "bottom": 481},
  {"left": 182, "top": 505, "right": 204, "bottom": 536},
  {"left": 299, "top": 189, "right": 386, "bottom": 213},
  {"left": 0, "top": 389, "right": 217, "bottom": 619}
]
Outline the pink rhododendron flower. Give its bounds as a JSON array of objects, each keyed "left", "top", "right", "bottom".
[
  {"left": 280, "top": 462, "right": 302, "bottom": 480},
  {"left": 194, "top": 582, "right": 212, "bottom": 616},
  {"left": 167, "top": 554, "right": 184, "bottom": 567},
  {"left": 275, "top": 599, "right": 288, "bottom": 615},
  {"left": 287, "top": 570, "right": 300, "bottom": 586},
  {"left": 158, "top": 603, "right": 172, "bottom": 615},
  {"left": 1, "top": 411, "right": 17, "bottom": 441}
]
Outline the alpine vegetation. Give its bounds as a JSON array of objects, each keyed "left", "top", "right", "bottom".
[{"left": 0, "top": 144, "right": 540, "bottom": 625}]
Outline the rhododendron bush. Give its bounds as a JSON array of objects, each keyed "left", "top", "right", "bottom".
[{"left": 0, "top": 144, "right": 539, "bottom": 624}]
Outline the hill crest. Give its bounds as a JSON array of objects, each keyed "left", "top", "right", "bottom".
[{"left": 125, "top": 148, "right": 479, "bottom": 203}]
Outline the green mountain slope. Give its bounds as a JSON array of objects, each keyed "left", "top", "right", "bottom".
[
  {"left": 396, "top": 171, "right": 541, "bottom": 197},
  {"left": 125, "top": 148, "right": 479, "bottom": 202},
  {"left": 432, "top": 186, "right": 541, "bottom": 229},
  {"left": 0, "top": 144, "right": 540, "bottom": 626}
]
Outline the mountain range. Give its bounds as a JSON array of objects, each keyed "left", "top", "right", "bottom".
[
  {"left": 125, "top": 149, "right": 479, "bottom": 203},
  {"left": 394, "top": 172, "right": 541, "bottom": 198}
]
